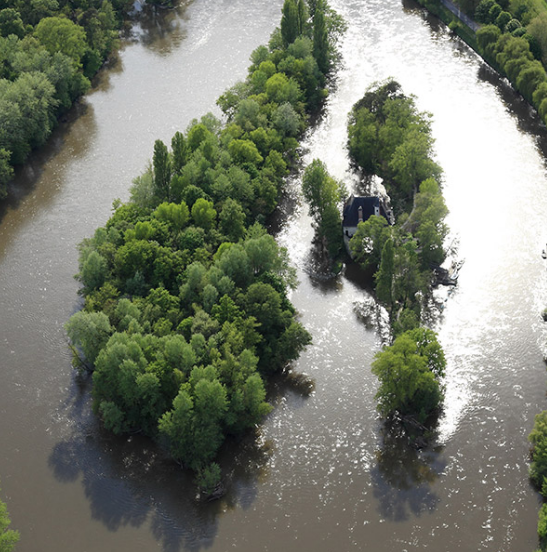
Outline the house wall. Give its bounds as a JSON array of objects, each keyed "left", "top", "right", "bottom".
[{"left": 343, "top": 225, "right": 358, "bottom": 238}]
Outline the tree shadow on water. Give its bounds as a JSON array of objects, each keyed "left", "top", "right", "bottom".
[
  {"left": 48, "top": 419, "right": 273, "bottom": 552},
  {"left": 370, "top": 419, "right": 446, "bottom": 522}
]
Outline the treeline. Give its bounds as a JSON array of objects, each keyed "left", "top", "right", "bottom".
[
  {"left": 418, "top": 0, "right": 547, "bottom": 128},
  {"left": 0, "top": 0, "right": 132, "bottom": 199},
  {"left": 474, "top": 0, "right": 547, "bottom": 124},
  {"left": 346, "top": 80, "right": 448, "bottom": 423},
  {"left": 66, "top": 0, "right": 343, "bottom": 490}
]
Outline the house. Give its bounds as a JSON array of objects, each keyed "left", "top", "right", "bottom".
[{"left": 342, "top": 195, "right": 391, "bottom": 239}]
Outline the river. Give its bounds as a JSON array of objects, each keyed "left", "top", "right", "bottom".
[{"left": 1, "top": 0, "right": 547, "bottom": 550}]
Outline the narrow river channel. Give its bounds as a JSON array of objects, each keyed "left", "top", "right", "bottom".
[{"left": 1, "top": 0, "right": 547, "bottom": 550}]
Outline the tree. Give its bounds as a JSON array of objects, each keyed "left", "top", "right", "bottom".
[
  {"left": 0, "top": 488, "right": 19, "bottom": 552},
  {"left": 0, "top": 8, "right": 25, "bottom": 38},
  {"left": 34, "top": 17, "right": 87, "bottom": 67},
  {"left": 388, "top": 129, "right": 441, "bottom": 198},
  {"left": 65, "top": 310, "right": 112, "bottom": 367},
  {"left": 516, "top": 60, "right": 546, "bottom": 102},
  {"left": 153, "top": 139, "right": 171, "bottom": 201},
  {"left": 476, "top": 24, "right": 501, "bottom": 59},
  {"left": 347, "top": 106, "right": 378, "bottom": 173},
  {"left": 80, "top": 250, "right": 108, "bottom": 291},
  {"left": 171, "top": 131, "right": 187, "bottom": 173},
  {"left": 301, "top": 159, "right": 342, "bottom": 258},
  {"left": 371, "top": 327, "right": 445, "bottom": 421},
  {"left": 228, "top": 139, "right": 263, "bottom": 166},
  {"left": 272, "top": 102, "right": 300, "bottom": 137},
  {"left": 281, "top": 0, "right": 300, "bottom": 47},
  {"left": 219, "top": 198, "right": 246, "bottom": 241},
  {"left": 158, "top": 385, "right": 195, "bottom": 464},
  {"left": 153, "top": 201, "right": 189, "bottom": 233},
  {"left": 375, "top": 237, "right": 394, "bottom": 307},
  {"left": 527, "top": 13, "right": 547, "bottom": 66},
  {"left": 0, "top": 149, "right": 12, "bottom": 199},
  {"left": 529, "top": 410, "right": 547, "bottom": 489},
  {"left": 301, "top": 158, "right": 340, "bottom": 221},
  {"left": 349, "top": 215, "right": 390, "bottom": 271},
  {"left": 313, "top": 0, "right": 329, "bottom": 74},
  {"left": 475, "top": 0, "right": 496, "bottom": 23},
  {"left": 191, "top": 198, "right": 216, "bottom": 230}
]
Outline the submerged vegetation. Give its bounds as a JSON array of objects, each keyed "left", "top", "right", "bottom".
[
  {"left": 0, "top": 0, "right": 133, "bottom": 199},
  {"left": 66, "top": 0, "right": 343, "bottom": 485},
  {"left": 346, "top": 80, "right": 448, "bottom": 422}
]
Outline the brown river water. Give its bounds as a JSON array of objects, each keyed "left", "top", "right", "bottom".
[{"left": 1, "top": 0, "right": 547, "bottom": 550}]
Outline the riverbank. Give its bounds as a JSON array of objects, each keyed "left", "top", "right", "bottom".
[
  {"left": 0, "top": 1, "right": 135, "bottom": 201},
  {"left": 414, "top": 0, "right": 547, "bottom": 131}
]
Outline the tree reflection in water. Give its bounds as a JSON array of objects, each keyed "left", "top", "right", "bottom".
[{"left": 371, "top": 418, "right": 446, "bottom": 522}]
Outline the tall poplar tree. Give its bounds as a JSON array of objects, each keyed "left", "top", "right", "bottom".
[
  {"left": 153, "top": 139, "right": 171, "bottom": 201},
  {"left": 375, "top": 237, "right": 394, "bottom": 308},
  {"left": 313, "top": 0, "right": 329, "bottom": 74},
  {"left": 281, "top": 0, "right": 299, "bottom": 47}
]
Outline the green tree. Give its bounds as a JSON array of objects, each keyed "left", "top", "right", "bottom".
[
  {"left": 81, "top": 250, "right": 108, "bottom": 291},
  {"left": 301, "top": 158, "right": 340, "bottom": 221},
  {"left": 371, "top": 327, "right": 445, "bottom": 421},
  {"left": 153, "top": 201, "right": 189, "bottom": 233},
  {"left": 228, "top": 139, "right": 263, "bottom": 166},
  {"left": 272, "top": 102, "right": 301, "bottom": 137},
  {"left": 158, "top": 385, "right": 195, "bottom": 463},
  {"left": 527, "top": 13, "right": 547, "bottom": 66},
  {"left": 476, "top": 24, "right": 501, "bottom": 59},
  {"left": 219, "top": 198, "right": 246, "bottom": 241},
  {"left": 171, "top": 131, "right": 187, "bottom": 174},
  {"left": 313, "top": 0, "right": 329, "bottom": 74},
  {"left": 388, "top": 129, "right": 441, "bottom": 198},
  {"left": 0, "top": 487, "right": 19, "bottom": 552},
  {"left": 475, "top": 0, "right": 496, "bottom": 23},
  {"left": 281, "top": 0, "right": 300, "bottom": 47},
  {"left": 153, "top": 139, "right": 171, "bottom": 201},
  {"left": 65, "top": 310, "right": 112, "bottom": 367},
  {"left": 0, "top": 8, "right": 25, "bottom": 38},
  {"left": 191, "top": 198, "right": 217, "bottom": 230},
  {"left": 0, "top": 149, "right": 13, "bottom": 199},
  {"left": 34, "top": 17, "right": 87, "bottom": 66},
  {"left": 301, "top": 158, "right": 342, "bottom": 258},
  {"left": 375, "top": 237, "right": 394, "bottom": 307},
  {"left": 529, "top": 410, "right": 547, "bottom": 489},
  {"left": 516, "top": 60, "right": 546, "bottom": 102},
  {"left": 349, "top": 215, "right": 390, "bottom": 271}
]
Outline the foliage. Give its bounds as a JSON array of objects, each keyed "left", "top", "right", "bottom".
[
  {"left": 66, "top": 0, "right": 343, "bottom": 474},
  {"left": 371, "top": 328, "right": 446, "bottom": 422},
  {"left": 0, "top": 488, "right": 19, "bottom": 552},
  {"left": 347, "top": 80, "right": 448, "bottom": 322},
  {"left": 0, "top": 0, "right": 127, "bottom": 199},
  {"left": 529, "top": 410, "right": 547, "bottom": 490},
  {"left": 301, "top": 158, "right": 343, "bottom": 258}
]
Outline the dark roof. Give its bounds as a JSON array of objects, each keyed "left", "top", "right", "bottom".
[{"left": 342, "top": 196, "right": 380, "bottom": 227}]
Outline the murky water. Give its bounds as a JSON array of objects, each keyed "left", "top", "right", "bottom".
[{"left": 1, "top": 0, "right": 547, "bottom": 550}]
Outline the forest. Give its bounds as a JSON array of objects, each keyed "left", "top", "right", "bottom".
[
  {"left": 0, "top": 0, "right": 132, "bottom": 199},
  {"left": 66, "top": 0, "right": 344, "bottom": 492}
]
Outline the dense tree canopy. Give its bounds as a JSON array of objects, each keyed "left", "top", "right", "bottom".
[
  {"left": 372, "top": 327, "right": 446, "bottom": 421},
  {"left": 66, "top": 0, "right": 342, "bottom": 478},
  {"left": 0, "top": 0, "right": 128, "bottom": 199},
  {"left": 347, "top": 80, "right": 448, "bottom": 328}
]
